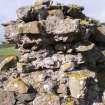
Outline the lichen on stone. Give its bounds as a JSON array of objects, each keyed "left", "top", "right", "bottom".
[
  {"left": 67, "top": 4, "right": 84, "bottom": 14},
  {"left": 65, "top": 70, "right": 96, "bottom": 80},
  {"left": 80, "top": 19, "right": 90, "bottom": 26},
  {"left": 65, "top": 98, "right": 75, "bottom": 105},
  {"left": 6, "top": 77, "right": 29, "bottom": 94}
]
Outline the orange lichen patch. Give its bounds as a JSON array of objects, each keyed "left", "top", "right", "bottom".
[
  {"left": 6, "top": 77, "right": 28, "bottom": 94},
  {"left": 65, "top": 70, "right": 95, "bottom": 80}
]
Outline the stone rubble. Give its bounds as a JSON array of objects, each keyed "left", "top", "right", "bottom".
[{"left": 1, "top": 0, "right": 105, "bottom": 105}]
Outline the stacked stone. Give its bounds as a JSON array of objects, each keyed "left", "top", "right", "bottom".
[
  {"left": 3, "top": 0, "right": 86, "bottom": 73},
  {"left": 2, "top": 0, "right": 105, "bottom": 105}
]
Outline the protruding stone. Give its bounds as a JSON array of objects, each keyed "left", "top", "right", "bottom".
[
  {"left": 74, "top": 41, "right": 95, "bottom": 52},
  {"left": 16, "top": 93, "right": 36, "bottom": 104},
  {"left": 65, "top": 70, "right": 99, "bottom": 104},
  {"left": 0, "top": 56, "right": 18, "bottom": 71},
  {"left": 33, "top": 94, "right": 60, "bottom": 105},
  {"left": 46, "top": 17, "right": 80, "bottom": 35},
  {"left": 4, "top": 21, "right": 43, "bottom": 42},
  {"left": 2, "top": 0, "right": 105, "bottom": 105},
  {"left": 60, "top": 62, "right": 77, "bottom": 72},
  {"left": 6, "top": 78, "right": 29, "bottom": 94},
  {"left": 16, "top": 6, "right": 32, "bottom": 22},
  {"left": 66, "top": 4, "right": 85, "bottom": 18},
  {"left": 16, "top": 3, "right": 48, "bottom": 22}
]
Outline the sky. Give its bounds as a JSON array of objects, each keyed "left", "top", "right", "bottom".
[{"left": 0, "top": 0, "right": 105, "bottom": 42}]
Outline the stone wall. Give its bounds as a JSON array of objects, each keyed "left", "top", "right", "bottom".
[{"left": 1, "top": 0, "right": 105, "bottom": 105}]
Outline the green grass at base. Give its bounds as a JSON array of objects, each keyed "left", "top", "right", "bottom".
[{"left": 0, "top": 46, "right": 17, "bottom": 57}]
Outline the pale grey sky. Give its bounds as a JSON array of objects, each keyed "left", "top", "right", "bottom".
[
  {"left": 0, "top": 0, "right": 105, "bottom": 23},
  {"left": 0, "top": 0, "right": 105, "bottom": 42}
]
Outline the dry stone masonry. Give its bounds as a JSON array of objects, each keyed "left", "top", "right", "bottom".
[{"left": 1, "top": 0, "right": 105, "bottom": 105}]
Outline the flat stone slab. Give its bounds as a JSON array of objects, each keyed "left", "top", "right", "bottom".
[
  {"left": 0, "top": 89, "right": 16, "bottom": 105},
  {"left": 46, "top": 17, "right": 80, "bottom": 34}
]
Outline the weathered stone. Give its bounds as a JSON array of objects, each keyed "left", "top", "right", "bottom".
[
  {"left": 43, "top": 79, "right": 57, "bottom": 94},
  {"left": 60, "top": 62, "right": 77, "bottom": 72},
  {"left": 31, "top": 71, "right": 57, "bottom": 94},
  {"left": 6, "top": 78, "right": 29, "bottom": 94},
  {"left": 33, "top": 94, "right": 60, "bottom": 105},
  {"left": 32, "top": 56, "right": 60, "bottom": 69},
  {"left": 46, "top": 16, "right": 80, "bottom": 34},
  {"left": 19, "top": 52, "right": 37, "bottom": 63},
  {"left": 74, "top": 41, "right": 95, "bottom": 52},
  {"left": 18, "top": 21, "right": 42, "bottom": 34},
  {"left": 55, "top": 43, "right": 66, "bottom": 51},
  {"left": 16, "top": 6, "right": 33, "bottom": 22},
  {"left": 0, "top": 89, "right": 16, "bottom": 105},
  {"left": 32, "top": 53, "right": 84, "bottom": 70},
  {"left": 48, "top": 9, "right": 64, "bottom": 19},
  {"left": 17, "top": 35, "right": 37, "bottom": 49},
  {"left": 17, "top": 62, "right": 27, "bottom": 73},
  {"left": 92, "top": 26, "right": 105, "bottom": 43},
  {"left": 16, "top": 4, "right": 48, "bottom": 22},
  {"left": 4, "top": 23, "right": 19, "bottom": 42},
  {"left": 18, "top": 48, "right": 31, "bottom": 54},
  {"left": 57, "top": 83, "right": 67, "bottom": 95},
  {"left": 66, "top": 4, "right": 85, "bottom": 18},
  {"left": 32, "top": 3, "right": 49, "bottom": 19},
  {"left": 65, "top": 70, "right": 99, "bottom": 104},
  {"left": 0, "top": 56, "right": 17, "bottom": 71},
  {"left": 2, "top": 0, "right": 105, "bottom": 105},
  {"left": 4, "top": 21, "right": 42, "bottom": 42},
  {"left": 31, "top": 71, "right": 46, "bottom": 85},
  {"left": 17, "top": 62, "right": 34, "bottom": 73},
  {"left": 16, "top": 93, "right": 36, "bottom": 103}
]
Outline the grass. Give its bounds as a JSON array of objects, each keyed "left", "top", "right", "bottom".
[{"left": 0, "top": 44, "right": 17, "bottom": 57}]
